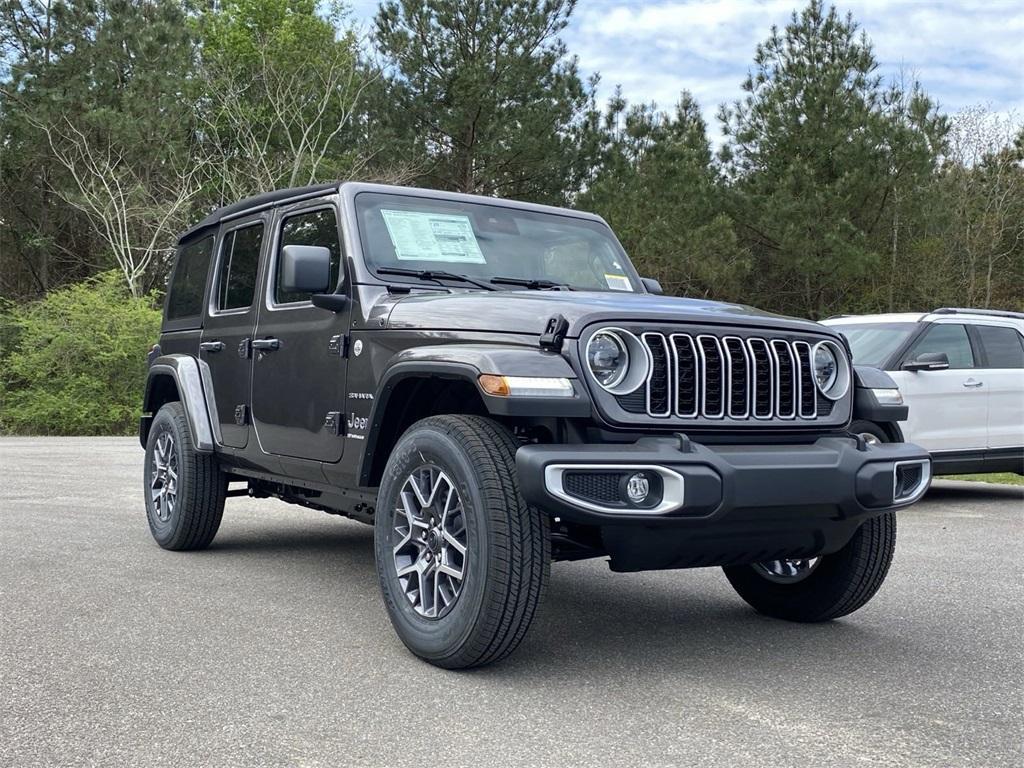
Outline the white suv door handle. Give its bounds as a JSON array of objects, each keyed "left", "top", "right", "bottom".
[{"left": 963, "top": 379, "right": 983, "bottom": 388}]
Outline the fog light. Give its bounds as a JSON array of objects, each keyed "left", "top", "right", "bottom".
[{"left": 625, "top": 472, "right": 651, "bottom": 504}]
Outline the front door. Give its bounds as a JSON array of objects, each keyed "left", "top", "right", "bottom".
[
  {"left": 250, "top": 201, "right": 350, "bottom": 463},
  {"left": 891, "top": 322, "right": 987, "bottom": 452},
  {"left": 200, "top": 216, "right": 265, "bottom": 448}
]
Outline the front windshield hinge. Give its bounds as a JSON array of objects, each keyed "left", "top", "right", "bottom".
[{"left": 539, "top": 314, "right": 569, "bottom": 352}]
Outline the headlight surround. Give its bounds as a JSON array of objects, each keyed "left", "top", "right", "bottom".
[
  {"left": 585, "top": 328, "right": 649, "bottom": 395},
  {"left": 811, "top": 340, "right": 851, "bottom": 400}
]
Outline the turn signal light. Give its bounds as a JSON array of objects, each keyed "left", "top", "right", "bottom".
[{"left": 478, "top": 375, "right": 574, "bottom": 398}]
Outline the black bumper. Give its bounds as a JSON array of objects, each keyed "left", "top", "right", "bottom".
[{"left": 516, "top": 436, "right": 931, "bottom": 572}]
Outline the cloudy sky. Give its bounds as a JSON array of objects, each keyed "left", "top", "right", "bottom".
[{"left": 349, "top": 0, "right": 1023, "bottom": 142}]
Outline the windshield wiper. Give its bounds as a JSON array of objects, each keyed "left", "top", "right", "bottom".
[
  {"left": 490, "top": 276, "right": 571, "bottom": 291},
  {"left": 376, "top": 267, "right": 495, "bottom": 291}
]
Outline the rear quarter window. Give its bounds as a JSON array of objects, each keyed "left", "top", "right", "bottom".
[{"left": 166, "top": 236, "right": 214, "bottom": 321}]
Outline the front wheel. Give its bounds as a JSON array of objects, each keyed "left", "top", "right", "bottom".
[
  {"left": 723, "top": 512, "right": 896, "bottom": 622},
  {"left": 374, "top": 415, "right": 550, "bottom": 669}
]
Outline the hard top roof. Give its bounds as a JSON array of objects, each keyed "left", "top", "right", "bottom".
[{"left": 177, "top": 181, "right": 606, "bottom": 243}]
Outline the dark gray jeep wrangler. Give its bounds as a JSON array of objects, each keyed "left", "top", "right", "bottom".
[{"left": 141, "top": 182, "right": 931, "bottom": 668}]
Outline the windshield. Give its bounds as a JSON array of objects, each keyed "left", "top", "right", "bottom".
[
  {"left": 829, "top": 322, "right": 918, "bottom": 367},
  {"left": 354, "top": 192, "right": 640, "bottom": 292}
]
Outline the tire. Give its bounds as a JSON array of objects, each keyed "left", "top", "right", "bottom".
[
  {"left": 143, "top": 401, "right": 226, "bottom": 551},
  {"left": 723, "top": 512, "right": 897, "bottom": 622},
  {"left": 374, "top": 415, "right": 550, "bottom": 669},
  {"left": 849, "top": 419, "right": 889, "bottom": 446}
]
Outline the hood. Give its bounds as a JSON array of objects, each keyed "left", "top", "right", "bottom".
[{"left": 383, "top": 290, "right": 830, "bottom": 337}]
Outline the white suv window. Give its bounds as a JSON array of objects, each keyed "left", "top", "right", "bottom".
[
  {"left": 909, "top": 324, "right": 975, "bottom": 369},
  {"left": 976, "top": 325, "right": 1024, "bottom": 369}
]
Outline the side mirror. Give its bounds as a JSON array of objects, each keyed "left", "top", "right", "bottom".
[
  {"left": 641, "top": 277, "right": 663, "bottom": 295},
  {"left": 903, "top": 351, "right": 950, "bottom": 372},
  {"left": 280, "top": 245, "right": 331, "bottom": 294}
]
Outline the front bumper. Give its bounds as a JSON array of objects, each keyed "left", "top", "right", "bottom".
[{"left": 516, "top": 435, "right": 932, "bottom": 571}]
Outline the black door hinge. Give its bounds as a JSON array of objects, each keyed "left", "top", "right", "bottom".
[
  {"left": 539, "top": 314, "right": 569, "bottom": 352},
  {"left": 324, "top": 411, "right": 344, "bottom": 436},
  {"left": 237, "top": 338, "right": 251, "bottom": 359},
  {"left": 234, "top": 404, "right": 248, "bottom": 426},
  {"left": 328, "top": 334, "right": 349, "bottom": 358}
]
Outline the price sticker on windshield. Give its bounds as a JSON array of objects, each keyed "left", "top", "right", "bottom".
[{"left": 381, "top": 209, "right": 487, "bottom": 264}]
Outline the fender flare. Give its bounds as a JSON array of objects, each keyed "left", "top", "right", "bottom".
[
  {"left": 141, "top": 355, "right": 216, "bottom": 452},
  {"left": 852, "top": 365, "right": 908, "bottom": 438},
  {"left": 356, "top": 345, "right": 590, "bottom": 487}
]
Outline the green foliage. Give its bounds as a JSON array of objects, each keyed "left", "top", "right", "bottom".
[
  {"left": 197, "top": 0, "right": 369, "bottom": 198},
  {"left": 0, "top": 272, "right": 161, "bottom": 435},
  {"left": 374, "top": 0, "right": 591, "bottom": 202},
  {"left": 579, "top": 90, "right": 751, "bottom": 299},
  {"left": 719, "top": 0, "right": 948, "bottom": 317}
]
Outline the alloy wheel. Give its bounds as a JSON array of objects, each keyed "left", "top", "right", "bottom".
[
  {"left": 391, "top": 465, "right": 468, "bottom": 619},
  {"left": 753, "top": 557, "right": 821, "bottom": 583},
  {"left": 150, "top": 431, "right": 178, "bottom": 523}
]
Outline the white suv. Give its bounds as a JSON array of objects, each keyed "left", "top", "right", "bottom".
[{"left": 822, "top": 309, "right": 1024, "bottom": 476}]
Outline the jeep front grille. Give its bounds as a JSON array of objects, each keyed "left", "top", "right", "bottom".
[{"left": 617, "top": 331, "right": 837, "bottom": 423}]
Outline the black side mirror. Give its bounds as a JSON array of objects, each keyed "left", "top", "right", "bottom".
[
  {"left": 641, "top": 277, "right": 663, "bottom": 295},
  {"left": 280, "top": 245, "right": 331, "bottom": 294},
  {"left": 903, "top": 351, "right": 950, "bottom": 372}
]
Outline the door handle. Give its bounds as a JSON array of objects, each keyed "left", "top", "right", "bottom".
[
  {"left": 251, "top": 338, "right": 280, "bottom": 352},
  {"left": 963, "top": 379, "right": 983, "bottom": 388},
  {"left": 199, "top": 341, "right": 225, "bottom": 353}
]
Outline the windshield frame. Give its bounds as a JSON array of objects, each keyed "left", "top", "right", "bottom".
[{"left": 349, "top": 189, "right": 644, "bottom": 293}]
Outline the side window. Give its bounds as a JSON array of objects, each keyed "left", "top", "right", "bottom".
[
  {"left": 275, "top": 208, "right": 342, "bottom": 304},
  {"left": 909, "top": 324, "right": 974, "bottom": 369},
  {"left": 216, "top": 223, "right": 264, "bottom": 311},
  {"left": 166, "top": 236, "right": 214, "bottom": 320},
  {"left": 975, "top": 325, "right": 1024, "bottom": 369}
]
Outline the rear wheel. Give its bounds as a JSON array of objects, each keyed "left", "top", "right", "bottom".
[
  {"left": 374, "top": 415, "right": 550, "bottom": 669},
  {"left": 143, "top": 401, "right": 226, "bottom": 550},
  {"left": 723, "top": 512, "right": 897, "bottom": 622}
]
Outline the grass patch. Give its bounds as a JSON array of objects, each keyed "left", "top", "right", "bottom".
[{"left": 945, "top": 473, "right": 1024, "bottom": 486}]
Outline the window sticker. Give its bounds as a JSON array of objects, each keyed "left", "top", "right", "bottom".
[
  {"left": 604, "top": 273, "right": 633, "bottom": 292},
  {"left": 381, "top": 209, "right": 486, "bottom": 264}
]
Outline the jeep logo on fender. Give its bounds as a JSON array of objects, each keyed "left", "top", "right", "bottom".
[{"left": 347, "top": 412, "right": 368, "bottom": 432}]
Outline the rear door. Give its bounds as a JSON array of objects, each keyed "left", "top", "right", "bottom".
[
  {"left": 892, "top": 322, "right": 987, "bottom": 451},
  {"left": 200, "top": 216, "right": 265, "bottom": 448},
  {"left": 971, "top": 323, "right": 1024, "bottom": 449},
  {"left": 250, "top": 201, "right": 350, "bottom": 463}
]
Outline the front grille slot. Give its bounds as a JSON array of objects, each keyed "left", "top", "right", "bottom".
[
  {"left": 612, "top": 329, "right": 840, "bottom": 424},
  {"left": 723, "top": 337, "right": 749, "bottom": 418},
  {"left": 642, "top": 333, "right": 671, "bottom": 417},
  {"left": 793, "top": 341, "right": 817, "bottom": 418},
  {"left": 697, "top": 335, "right": 725, "bottom": 418},
  {"left": 671, "top": 334, "right": 699, "bottom": 417},
  {"left": 748, "top": 339, "right": 774, "bottom": 419}
]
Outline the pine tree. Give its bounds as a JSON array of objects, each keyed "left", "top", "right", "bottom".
[{"left": 374, "top": 0, "right": 591, "bottom": 203}]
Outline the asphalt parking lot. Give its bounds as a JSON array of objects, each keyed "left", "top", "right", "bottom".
[{"left": 1, "top": 437, "right": 1021, "bottom": 767}]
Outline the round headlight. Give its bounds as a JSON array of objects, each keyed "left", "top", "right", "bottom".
[
  {"left": 811, "top": 341, "right": 850, "bottom": 400},
  {"left": 587, "top": 331, "right": 629, "bottom": 389},
  {"left": 813, "top": 343, "right": 838, "bottom": 392}
]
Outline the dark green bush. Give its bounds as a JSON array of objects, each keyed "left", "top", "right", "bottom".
[{"left": 0, "top": 272, "right": 162, "bottom": 435}]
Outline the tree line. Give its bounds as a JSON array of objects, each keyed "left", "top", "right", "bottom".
[{"left": 1, "top": 0, "right": 1021, "bottom": 318}]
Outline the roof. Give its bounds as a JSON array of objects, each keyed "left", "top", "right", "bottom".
[
  {"left": 822, "top": 309, "right": 1024, "bottom": 326},
  {"left": 178, "top": 181, "right": 608, "bottom": 243},
  {"left": 179, "top": 182, "right": 340, "bottom": 242},
  {"left": 821, "top": 313, "right": 926, "bottom": 324}
]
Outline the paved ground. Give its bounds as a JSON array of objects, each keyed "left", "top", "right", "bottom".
[{"left": 1, "top": 437, "right": 1022, "bottom": 768}]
